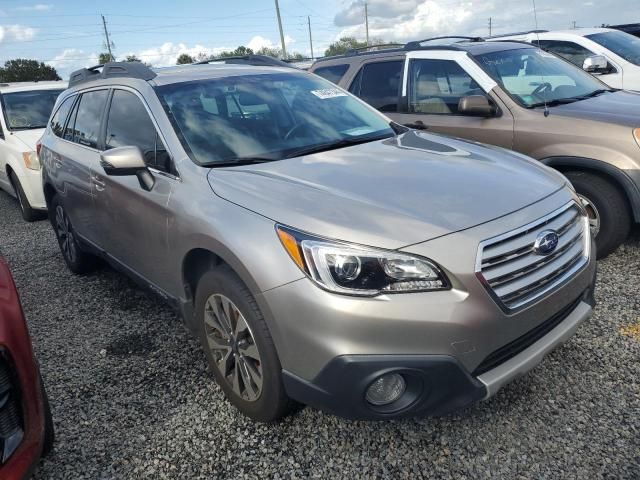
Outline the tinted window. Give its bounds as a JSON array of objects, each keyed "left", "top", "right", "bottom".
[
  {"left": 313, "top": 64, "right": 349, "bottom": 84},
  {"left": 351, "top": 61, "right": 403, "bottom": 112},
  {"left": 63, "top": 98, "right": 79, "bottom": 141},
  {"left": 1, "top": 89, "right": 63, "bottom": 130},
  {"left": 156, "top": 72, "right": 393, "bottom": 166},
  {"left": 50, "top": 95, "right": 75, "bottom": 138},
  {"left": 536, "top": 40, "right": 594, "bottom": 67},
  {"left": 408, "top": 59, "right": 484, "bottom": 115},
  {"left": 106, "top": 90, "right": 171, "bottom": 172},
  {"left": 70, "top": 90, "right": 108, "bottom": 148},
  {"left": 587, "top": 31, "right": 640, "bottom": 66}
]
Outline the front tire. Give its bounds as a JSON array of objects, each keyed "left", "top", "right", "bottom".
[
  {"left": 9, "top": 171, "right": 44, "bottom": 222},
  {"left": 565, "top": 171, "right": 631, "bottom": 259},
  {"left": 195, "top": 266, "right": 296, "bottom": 422},
  {"left": 50, "top": 195, "right": 98, "bottom": 274}
]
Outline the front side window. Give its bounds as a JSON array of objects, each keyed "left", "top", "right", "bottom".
[
  {"left": 587, "top": 30, "right": 640, "bottom": 66},
  {"left": 105, "top": 90, "right": 171, "bottom": 172},
  {"left": 476, "top": 47, "right": 609, "bottom": 108},
  {"left": 156, "top": 72, "right": 394, "bottom": 166},
  {"left": 1, "top": 89, "right": 63, "bottom": 130},
  {"left": 536, "top": 40, "right": 594, "bottom": 68},
  {"left": 349, "top": 61, "right": 403, "bottom": 112},
  {"left": 50, "top": 95, "right": 76, "bottom": 138},
  {"left": 68, "top": 90, "right": 109, "bottom": 148},
  {"left": 408, "top": 59, "right": 484, "bottom": 115},
  {"left": 313, "top": 64, "right": 349, "bottom": 84}
]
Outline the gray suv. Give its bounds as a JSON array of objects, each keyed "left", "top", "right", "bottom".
[{"left": 39, "top": 60, "right": 596, "bottom": 421}]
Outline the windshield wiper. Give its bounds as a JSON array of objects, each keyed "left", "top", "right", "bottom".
[
  {"left": 205, "top": 157, "right": 277, "bottom": 168},
  {"left": 10, "top": 125, "right": 46, "bottom": 131},
  {"left": 528, "top": 89, "right": 611, "bottom": 109},
  {"left": 577, "top": 89, "right": 610, "bottom": 99},
  {"left": 284, "top": 133, "right": 393, "bottom": 159}
]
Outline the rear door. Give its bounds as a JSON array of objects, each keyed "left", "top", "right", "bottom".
[
  {"left": 392, "top": 51, "right": 514, "bottom": 148},
  {"left": 91, "top": 87, "right": 176, "bottom": 286}
]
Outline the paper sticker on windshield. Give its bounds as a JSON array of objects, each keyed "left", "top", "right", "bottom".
[{"left": 311, "top": 88, "right": 348, "bottom": 99}]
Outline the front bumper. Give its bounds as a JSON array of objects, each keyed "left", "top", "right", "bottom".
[{"left": 282, "top": 286, "right": 595, "bottom": 420}]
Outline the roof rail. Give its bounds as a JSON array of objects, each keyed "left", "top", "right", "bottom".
[
  {"left": 346, "top": 43, "right": 405, "bottom": 54},
  {"left": 404, "top": 36, "right": 483, "bottom": 49},
  {"left": 68, "top": 62, "right": 157, "bottom": 88},
  {"left": 486, "top": 29, "right": 548, "bottom": 39},
  {"left": 194, "top": 54, "right": 293, "bottom": 68}
]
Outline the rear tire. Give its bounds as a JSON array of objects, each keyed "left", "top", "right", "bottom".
[
  {"left": 195, "top": 265, "right": 297, "bottom": 422},
  {"left": 9, "top": 171, "right": 44, "bottom": 222},
  {"left": 564, "top": 171, "right": 630, "bottom": 259},
  {"left": 50, "top": 195, "right": 99, "bottom": 274}
]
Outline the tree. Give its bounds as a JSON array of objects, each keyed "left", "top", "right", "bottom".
[
  {"left": 324, "top": 37, "right": 392, "bottom": 57},
  {"left": 176, "top": 53, "right": 195, "bottom": 64},
  {"left": 125, "top": 54, "right": 141, "bottom": 62},
  {"left": 0, "top": 59, "right": 60, "bottom": 82},
  {"left": 98, "top": 52, "right": 115, "bottom": 64},
  {"left": 218, "top": 46, "right": 255, "bottom": 58}
]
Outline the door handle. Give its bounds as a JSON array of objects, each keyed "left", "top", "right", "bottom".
[
  {"left": 91, "top": 175, "right": 106, "bottom": 192},
  {"left": 403, "top": 120, "right": 428, "bottom": 130}
]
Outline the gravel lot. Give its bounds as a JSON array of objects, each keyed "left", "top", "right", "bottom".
[{"left": 0, "top": 190, "right": 638, "bottom": 479}]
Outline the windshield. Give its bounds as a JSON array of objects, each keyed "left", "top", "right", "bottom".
[
  {"left": 155, "top": 72, "right": 394, "bottom": 166},
  {"left": 475, "top": 48, "right": 609, "bottom": 108},
  {"left": 2, "top": 89, "right": 64, "bottom": 130},
  {"left": 587, "top": 30, "right": 640, "bottom": 66}
]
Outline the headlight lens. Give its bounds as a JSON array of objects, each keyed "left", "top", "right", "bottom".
[
  {"left": 634, "top": 128, "right": 640, "bottom": 148},
  {"left": 276, "top": 226, "right": 449, "bottom": 295},
  {"left": 22, "top": 151, "right": 40, "bottom": 170}
]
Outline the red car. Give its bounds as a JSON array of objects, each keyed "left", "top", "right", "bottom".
[{"left": 0, "top": 257, "right": 53, "bottom": 479}]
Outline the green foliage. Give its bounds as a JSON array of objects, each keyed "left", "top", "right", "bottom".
[
  {"left": 324, "top": 37, "right": 392, "bottom": 57},
  {"left": 125, "top": 54, "right": 141, "bottom": 62},
  {"left": 218, "top": 46, "right": 255, "bottom": 58},
  {"left": 176, "top": 53, "right": 195, "bottom": 65},
  {"left": 98, "top": 52, "right": 115, "bottom": 64},
  {"left": 0, "top": 59, "right": 61, "bottom": 82}
]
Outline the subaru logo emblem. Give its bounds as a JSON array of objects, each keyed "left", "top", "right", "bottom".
[{"left": 533, "top": 230, "right": 559, "bottom": 256}]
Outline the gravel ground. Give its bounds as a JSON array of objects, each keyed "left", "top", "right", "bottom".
[{"left": 0, "top": 190, "right": 638, "bottom": 479}]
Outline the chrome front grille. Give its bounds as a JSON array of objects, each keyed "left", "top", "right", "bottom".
[{"left": 476, "top": 201, "right": 590, "bottom": 311}]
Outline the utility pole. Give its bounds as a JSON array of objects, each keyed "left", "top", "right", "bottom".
[
  {"left": 572, "top": 20, "right": 577, "bottom": 29},
  {"left": 307, "top": 16, "right": 314, "bottom": 60},
  {"left": 364, "top": 2, "right": 369, "bottom": 46},
  {"left": 488, "top": 17, "right": 492, "bottom": 36},
  {"left": 274, "top": 0, "right": 287, "bottom": 59},
  {"left": 101, "top": 14, "right": 114, "bottom": 62}
]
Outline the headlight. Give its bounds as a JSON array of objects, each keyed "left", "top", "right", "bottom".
[
  {"left": 634, "top": 128, "right": 640, "bottom": 148},
  {"left": 276, "top": 226, "right": 449, "bottom": 295},
  {"left": 22, "top": 151, "right": 40, "bottom": 170}
]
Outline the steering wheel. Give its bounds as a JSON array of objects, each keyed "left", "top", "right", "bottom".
[
  {"left": 284, "top": 123, "right": 310, "bottom": 141},
  {"left": 532, "top": 82, "right": 553, "bottom": 99}
]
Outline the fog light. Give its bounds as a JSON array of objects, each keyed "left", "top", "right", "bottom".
[{"left": 365, "top": 373, "right": 406, "bottom": 406}]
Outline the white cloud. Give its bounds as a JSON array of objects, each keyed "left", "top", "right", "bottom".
[
  {"left": 133, "top": 42, "right": 227, "bottom": 67},
  {"left": 247, "top": 35, "right": 295, "bottom": 52},
  {"left": 46, "top": 48, "right": 99, "bottom": 78},
  {"left": 0, "top": 24, "right": 37, "bottom": 43},
  {"left": 14, "top": 4, "right": 52, "bottom": 12}
]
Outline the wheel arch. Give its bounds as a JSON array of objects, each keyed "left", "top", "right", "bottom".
[{"left": 541, "top": 156, "right": 640, "bottom": 223}]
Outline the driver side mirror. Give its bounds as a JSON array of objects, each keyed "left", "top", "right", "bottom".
[
  {"left": 582, "top": 55, "right": 609, "bottom": 74},
  {"left": 100, "top": 146, "right": 155, "bottom": 191},
  {"left": 458, "top": 95, "right": 497, "bottom": 117}
]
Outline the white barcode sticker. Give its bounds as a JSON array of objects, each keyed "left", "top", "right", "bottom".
[{"left": 311, "top": 88, "right": 348, "bottom": 99}]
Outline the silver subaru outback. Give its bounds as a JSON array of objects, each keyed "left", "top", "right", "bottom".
[{"left": 39, "top": 60, "right": 596, "bottom": 421}]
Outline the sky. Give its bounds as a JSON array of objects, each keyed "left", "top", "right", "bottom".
[{"left": 0, "top": 0, "right": 638, "bottom": 78}]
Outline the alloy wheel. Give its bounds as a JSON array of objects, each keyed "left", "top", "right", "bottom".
[
  {"left": 203, "top": 294, "right": 263, "bottom": 402},
  {"left": 579, "top": 194, "right": 601, "bottom": 238},
  {"left": 55, "top": 205, "right": 77, "bottom": 264}
]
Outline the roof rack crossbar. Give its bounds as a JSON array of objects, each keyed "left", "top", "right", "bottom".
[
  {"left": 194, "top": 54, "right": 293, "bottom": 68},
  {"left": 68, "top": 62, "right": 157, "bottom": 88},
  {"left": 486, "top": 29, "right": 548, "bottom": 39},
  {"left": 404, "top": 36, "right": 484, "bottom": 49},
  {"left": 346, "top": 43, "right": 405, "bottom": 54}
]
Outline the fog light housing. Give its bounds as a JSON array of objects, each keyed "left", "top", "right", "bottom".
[{"left": 365, "top": 373, "right": 406, "bottom": 406}]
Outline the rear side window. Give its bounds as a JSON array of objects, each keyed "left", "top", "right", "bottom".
[
  {"left": 348, "top": 61, "right": 403, "bottom": 112},
  {"left": 50, "top": 96, "right": 75, "bottom": 138},
  {"left": 106, "top": 90, "right": 171, "bottom": 173},
  {"left": 313, "top": 64, "right": 349, "bottom": 84},
  {"left": 68, "top": 90, "right": 108, "bottom": 148},
  {"left": 536, "top": 40, "right": 594, "bottom": 67}
]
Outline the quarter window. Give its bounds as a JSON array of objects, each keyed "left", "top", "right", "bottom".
[
  {"left": 50, "top": 95, "right": 75, "bottom": 138},
  {"left": 408, "top": 59, "right": 484, "bottom": 115},
  {"left": 349, "top": 61, "right": 403, "bottom": 112},
  {"left": 106, "top": 90, "right": 171, "bottom": 173},
  {"left": 536, "top": 40, "right": 595, "bottom": 68},
  {"left": 313, "top": 64, "right": 349, "bottom": 84},
  {"left": 68, "top": 90, "right": 109, "bottom": 148}
]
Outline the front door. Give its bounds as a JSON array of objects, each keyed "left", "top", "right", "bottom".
[{"left": 391, "top": 51, "right": 514, "bottom": 149}]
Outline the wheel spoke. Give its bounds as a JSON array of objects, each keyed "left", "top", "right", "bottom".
[
  {"left": 218, "top": 350, "right": 234, "bottom": 377},
  {"left": 238, "top": 341, "right": 260, "bottom": 362},
  {"left": 204, "top": 306, "right": 228, "bottom": 339},
  {"left": 231, "top": 360, "right": 241, "bottom": 396},
  {"left": 238, "top": 358, "right": 257, "bottom": 399},
  {"left": 206, "top": 332, "right": 231, "bottom": 352},
  {"left": 234, "top": 313, "right": 249, "bottom": 336},
  {"left": 243, "top": 358, "right": 263, "bottom": 393}
]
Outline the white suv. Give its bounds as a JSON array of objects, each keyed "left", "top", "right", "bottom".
[
  {"left": 491, "top": 28, "right": 640, "bottom": 91},
  {"left": 0, "top": 82, "right": 66, "bottom": 220}
]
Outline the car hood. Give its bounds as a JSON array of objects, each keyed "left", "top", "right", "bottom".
[
  {"left": 550, "top": 90, "right": 640, "bottom": 127},
  {"left": 208, "top": 131, "right": 565, "bottom": 249},
  {"left": 10, "top": 129, "right": 44, "bottom": 151}
]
